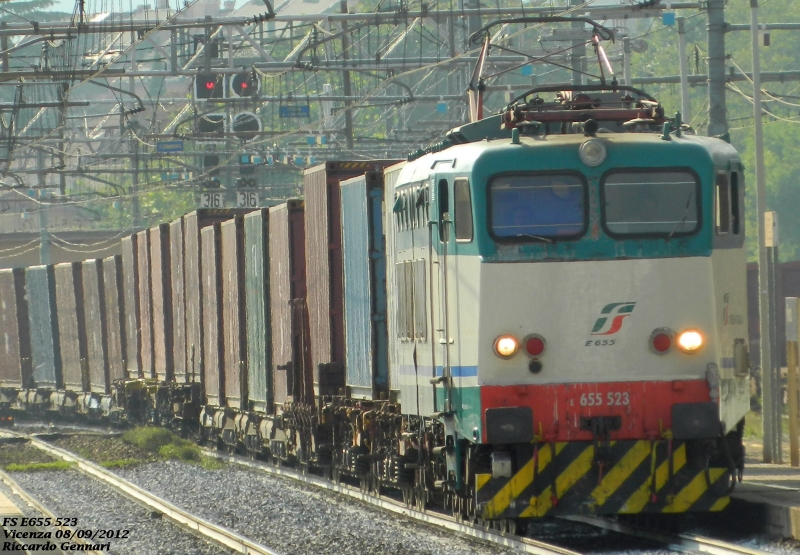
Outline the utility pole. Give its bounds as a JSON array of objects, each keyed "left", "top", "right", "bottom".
[
  {"left": 570, "top": 0, "right": 586, "bottom": 86},
  {"left": 36, "top": 149, "right": 50, "bottom": 265},
  {"left": 750, "top": 0, "right": 778, "bottom": 463},
  {"left": 340, "top": 0, "right": 354, "bottom": 151},
  {"left": 622, "top": 37, "right": 632, "bottom": 86},
  {"left": 706, "top": 0, "right": 727, "bottom": 136},
  {"left": 677, "top": 17, "right": 691, "bottom": 122}
]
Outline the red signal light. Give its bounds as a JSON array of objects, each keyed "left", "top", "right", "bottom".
[
  {"left": 205, "top": 82, "right": 215, "bottom": 90},
  {"left": 241, "top": 82, "right": 248, "bottom": 89}
]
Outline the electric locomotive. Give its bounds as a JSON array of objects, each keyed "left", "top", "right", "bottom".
[{"left": 387, "top": 85, "right": 748, "bottom": 527}]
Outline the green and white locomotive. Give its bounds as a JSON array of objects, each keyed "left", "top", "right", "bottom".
[{"left": 385, "top": 84, "right": 749, "bottom": 525}]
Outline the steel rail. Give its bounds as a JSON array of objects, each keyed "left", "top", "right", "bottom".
[
  {"left": 201, "top": 449, "right": 582, "bottom": 555},
  {"left": 0, "top": 467, "right": 105, "bottom": 555},
  {"left": 563, "top": 515, "right": 776, "bottom": 555},
  {"left": 0, "top": 432, "right": 281, "bottom": 555}
]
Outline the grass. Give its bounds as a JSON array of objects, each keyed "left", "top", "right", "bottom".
[
  {"left": 121, "top": 427, "right": 224, "bottom": 470},
  {"left": 6, "top": 461, "right": 73, "bottom": 472},
  {"left": 0, "top": 443, "right": 57, "bottom": 468},
  {"left": 744, "top": 411, "right": 763, "bottom": 439},
  {"left": 199, "top": 456, "right": 227, "bottom": 471},
  {"left": 121, "top": 427, "right": 177, "bottom": 452}
]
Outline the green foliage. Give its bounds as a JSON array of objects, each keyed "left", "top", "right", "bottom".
[
  {"left": 0, "top": 0, "right": 71, "bottom": 22},
  {"left": 626, "top": 0, "right": 800, "bottom": 262},
  {"left": 159, "top": 442, "right": 201, "bottom": 462},
  {"left": 5, "top": 461, "right": 73, "bottom": 472},
  {"left": 199, "top": 456, "right": 227, "bottom": 470},
  {"left": 121, "top": 427, "right": 175, "bottom": 452},
  {"left": 744, "top": 410, "right": 762, "bottom": 439},
  {"left": 121, "top": 427, "right": 224, "bottom": 469}
]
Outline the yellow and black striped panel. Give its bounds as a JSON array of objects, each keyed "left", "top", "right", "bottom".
[{"left": 475, "top": 440, "right": 731, "bottom": 518}]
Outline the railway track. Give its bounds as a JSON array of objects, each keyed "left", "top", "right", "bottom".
[
  {"left": 0, "top": 427, "right": 782, "bottom": 555},
  {"left": 0, "top": 468, "right": 104, "bottom": 555},
  {"left": 563, "top": 515, "right": 777, "bottom": 555},
  {"left": 200, "top": 447, "right": 779, "bottom": 555},
  {"left": 0, "top": 430, "right": 278, "bottom": 555},
  {"left": 2, "top": 429, "right": 580, "bottom": 555}
]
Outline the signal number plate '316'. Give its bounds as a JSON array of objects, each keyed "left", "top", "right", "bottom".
[{"left": 578, "top": 392, "right": 630, "bottom": 407}]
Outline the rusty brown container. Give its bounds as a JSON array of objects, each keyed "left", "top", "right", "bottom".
[
  {"left": 136, "top": 229, "right": 154, "bottom": 379},
  {"left": 221, "top": 217, "right": 246, "bottom": 409},
  {"left": 170, "top": 218, "right": 187, "bottom": 383},
  {"left": 149, "top": 224, "right": 173, "bottom": 382},
  {"left": 303, "top": 160, "right": 399, "bottom": 396},
  {"left": 184, "top": 210, "right": 247, "bottom": 386},
  {"left": 269, "top": 200, "right": 312, "bottom": 405},
  {"left": 54, "top": 262, "right": 88, "bottom": 392},
  {"left": 81, "top": 259, "right": 109, "bottom": 394},
  {"left": 102, "top": 255, "right": 126, "bottom": 384},
  {"left": 201, "top": 223, "right": 224, "bottom": 406},
  {"left": 0, "top": 268, "right": 31, "bottom": 389},
  {"left": 120, "top": 235, "right": 140, "bottom": 379}
]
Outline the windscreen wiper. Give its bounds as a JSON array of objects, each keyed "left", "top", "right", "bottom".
[{"left": 513, "top": 233, "right": 553, "bottom": 243}]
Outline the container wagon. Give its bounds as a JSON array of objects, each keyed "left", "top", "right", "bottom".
[{"left": 0, "top": 268, "right": 30, "bottom": 418}]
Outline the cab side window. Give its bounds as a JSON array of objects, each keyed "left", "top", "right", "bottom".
[
  {"left": 731, "top": 171, "right": 741, "bottom": 235},
  {"left": 715, "top": 172, "right": 730, "bottom": 234},
  {"left": 438, "top": 179, "right": 449, "bottom": 243},
  {"left": 453, "top": 178, "right": 473, "bottom": 241}
]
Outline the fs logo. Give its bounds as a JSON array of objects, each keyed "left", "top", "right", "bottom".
[{"left": 591, "top": 302, "right": 636, "bottom": 335}]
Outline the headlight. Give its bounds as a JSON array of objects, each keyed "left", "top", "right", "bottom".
[
  {"left": 494, "top": 335, "right": 519, "bottom": 359},
  {"left": 677, "top": 330, "right": 703, "bottom": 353},
  {"left": 579, "top": 139, "right": 607, "bottom": 167}
]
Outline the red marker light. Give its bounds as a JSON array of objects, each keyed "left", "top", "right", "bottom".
[
  {"left": 523, "top": 334, "right": 546, "bottom": 358},
  {"left": 652, "top": 333, "right": 671, "bottom": 353},
  {"left": 649, "top": 328, "right": 674, "bottom": 354}
]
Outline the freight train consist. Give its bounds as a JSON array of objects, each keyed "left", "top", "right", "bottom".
[{"left": 0, "top": 85, "right": 749, "bottom": 528}]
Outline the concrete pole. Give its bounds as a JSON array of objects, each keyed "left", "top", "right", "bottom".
[
  {"left": 751, "top": 0, "right": 776, "bottom": 463},
  {"left": 707, "top": 0, "right": 727, "bottom": 136},
  {"left": 339, "top": 0, "right": 354, "bottom": 151},
  {"left": 623, "top": 37, "right": 632, "bottom": 87},
  {"left": 570, "top": 0, "right": 586, "bottom": 86},
  {"left": 36, "top": 150, "right": 50, "bottom": 265},
  {"left": 677, "top": 17, "right": 691, "bottom": 122}
]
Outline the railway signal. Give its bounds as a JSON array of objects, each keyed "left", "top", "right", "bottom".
[
  {"left": 231, "top": 71, "right": 259, "bottom": 98},
  {"left": 197, "top": 114, "right": 225, "bottom": 135},
  {"left": 195, "top": 74, "right": 224, "bottom": 99},
  {"left": 232, "top": 112, "right": 261, "bottom": 141}
]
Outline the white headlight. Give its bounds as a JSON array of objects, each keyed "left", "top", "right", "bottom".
[
  {"left": 579, "top": 139, "right": 607, "bottom": 167},
  {"left": 677, "top": 330, "right": 704, "bottom": 353},
  {"left": 494, "top": 335, "right": 519, "bottom": 359}
]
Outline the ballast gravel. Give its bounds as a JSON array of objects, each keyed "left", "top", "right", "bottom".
[
  {"left": 116, "top": 460, "right": 517, "bottom": 555},
  {"left": 9, "top": 469, "right": 234, "bottom": 555}
]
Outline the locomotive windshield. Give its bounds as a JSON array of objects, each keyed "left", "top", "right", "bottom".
[
  {"left": 489, "top": 173, "right": 586, "bottom": 239},
  {"left": 602, "top": 171, "right": 700, "bottom": 237}
]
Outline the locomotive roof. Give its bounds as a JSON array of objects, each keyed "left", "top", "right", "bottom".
[{"left": 398, "top": 130, "right": 741, "bottom": 186}]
